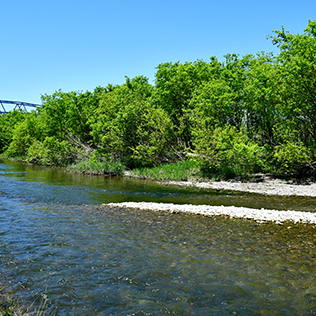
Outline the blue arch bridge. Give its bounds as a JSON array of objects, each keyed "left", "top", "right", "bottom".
[{"left": 0, "top": 100, "right": 41, "bottom": 114}]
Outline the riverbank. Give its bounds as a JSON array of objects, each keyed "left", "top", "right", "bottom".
[
  {"left": 106, "top": 202, "right": 316, "bottom": 225},
  {"left": 125, "top": 172, "right": 316, "bottom": 197},
  {"left": 4, "top": 157, "right": 316, "bottom": 197},
  {"left": 108, "top": 174, "right": 316, "bottom": 225},
  {"left": 160, "top": 177, "right": 316, "bottom": 197}
]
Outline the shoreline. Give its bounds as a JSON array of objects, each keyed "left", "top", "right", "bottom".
[
  {"left": 3, "top": 158, "right": 316, "bottom": 197},
  {"left": 106, "top": 202, "right": 316, "bottom": 225},
  {"left": 109, "top": 175, "right": 316, "bottom": 225},
  {"left": 150, "top": 177, "right": 316, "bottom": 197}
]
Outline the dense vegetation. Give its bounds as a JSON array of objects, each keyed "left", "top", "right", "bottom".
[{"left": 1, "top": 21, "right": 316, "bottom": 180}]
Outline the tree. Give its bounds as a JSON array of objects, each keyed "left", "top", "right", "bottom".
[
  {"left": 189, "top": 54, "right": 250, "bottom": 138},
  {"left": 270, "top": 20, "right": 316, "bottom": 154},
  {"left": 40, "top": 87, "right": 105, "bottom": 144},
  {"left": 90, "top": 76, "right": 174, "bottom": 166},
  {"left": 153, "top": 58, "right": 222, "bottom": 148},
  {"left": 192, "top": 125, "right": 264, "bottom": 179},
  {"left": 0, "top": 110, "right": 26, "bottom": 153},
  {"left": 244, "top": 53, "right": 281, "bottom": 146},
  {"left": 5, "top": 112, "right": 44, "bottom": 157}
]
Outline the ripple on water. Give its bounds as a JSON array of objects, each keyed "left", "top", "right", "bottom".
[{"left": 1, "top": 159, "right": 316, "bottom": 315}]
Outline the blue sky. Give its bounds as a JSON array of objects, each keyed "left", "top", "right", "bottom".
[{"left": 1, "top": 0, "right": 315, "bottom": 110}]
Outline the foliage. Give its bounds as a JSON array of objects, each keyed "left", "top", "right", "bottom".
[
  {"left": 0, "top": 110, "right": 26, "bottom": 153},
  {"left": 272, "top": 141, "right": 313, "bottom": 178},
  {"left": 188, "top": 54, "right": 253, "bottom": 148},
  {"left": 90, "top": 76, "right": 174, "bottom": 167},
  {"left": 5, "top": 113, "right": 44, "bottom": 157},
  {"left": 243, "top": 53, "right": 281, "bottom": 145},
  {"left": 153, "top": 58, "right": 222, "bottom": 147},
  {"left": 67, "top": 159, "right": 125, "bottom": 176},
  {"left": 153, "top": 58, "right": 221, "bottom": 121},
  {"left": 40, "top": 87, "right": 106, "bottom": 143},
  {"left": 193, "top": 126, "right": 264, "bottom": 179},
  {"left": 130, "top": 106, "right": 174, "bottom": 166},
  {"left": 0, "top": 21, "right": 316, "bottom": 179},
  {"left": 130, "top": 160, "right": 200, "bottom": 181},
  {"left": 26, "top": 137, "right": 76, "bottom": 166},
  {"left": 270, "top": 20, "right": 316, "bottom": 149},
  {"left": 189, "top": 77, "right": 241, "bottom": 132}
]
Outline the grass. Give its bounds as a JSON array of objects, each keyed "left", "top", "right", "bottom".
[
  {"left": 0, "top": 286, "right": 58, "bottom": 316},
  {"left": 0, "top": 155, "right": 26, "bottom": 162},
  {"left": 129, "top": 160, "right": 201, "bottom": 181},
  {"left": 67, "top": 159, "right": 125, "bottom": 176}
]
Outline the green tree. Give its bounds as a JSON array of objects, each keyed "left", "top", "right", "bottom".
[
  {"left": 40, "top": 87, "right": 105, "bottom": 144},
  {"left": 273, "top": 141, "right": 313, "bottom": 178},
  {"left": 244, "top": 53, "right": 281, "bottom": 146},
  {"left": 90, "top": 76, "right": 173, "bottom": 166},
  {"left": 189, "top": 54, "right": 250, "bottom": 137},
  {"left": 5, "top": 112, "right": 44, "bottom": 157},
  {"left": 192, "top": 125, "right": 264, "bottom": 179},
  {"left": 0, "top": 110, "right": 26, "bottom": 153},
  {"left": 153, "top": 58, "right": 222, "bottom": 148},
  {"left": 270, "top": 20, "right": 316, "bottom": 154},
  {"left": 26, "top": 137, "right": 75, "bottom": 166}
]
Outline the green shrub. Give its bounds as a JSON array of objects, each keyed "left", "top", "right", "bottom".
[
  {"left": 0, "top": 110, "right": 26, "bottom": 153},
  {"left": 67, "top": 159, "right": 125, "bottom": 176},
  {"left": 26, "top": 137, "right": 75, "bottom": 166},
  {"left": 273, "top": 141, "right": 313, "bottom": 178},
  {"left": 130, "top": 160, "right": 200, "bottom": 181},
  {"left": 4, "top": 113, "right": 44, "bottom": 157},
  {"left": 193, "top": 126, "right": 264, "bottom": 179}
]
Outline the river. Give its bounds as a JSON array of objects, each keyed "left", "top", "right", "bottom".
[{"left": 0, "top": 159, "right": 316, "bottom": 315}]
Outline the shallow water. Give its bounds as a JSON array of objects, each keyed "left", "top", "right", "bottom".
[{"left": 1, "top": 159, "right": 316, "bottom": 315}]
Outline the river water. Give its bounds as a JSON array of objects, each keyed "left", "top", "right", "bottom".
[{"left": 0, "top": 159, "right": 316, "bottom": 315}]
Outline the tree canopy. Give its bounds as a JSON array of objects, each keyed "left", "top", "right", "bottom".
[{"left": 1, "top": 20, "right": 316, "bottom": 179}]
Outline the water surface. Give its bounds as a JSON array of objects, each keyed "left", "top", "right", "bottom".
[{"left": 0, "top": 159, "right": 316, "bottom": 315}]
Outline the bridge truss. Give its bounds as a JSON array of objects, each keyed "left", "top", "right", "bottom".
[{"left": 0, "top": 100, "right": 41, "bottom": 114}]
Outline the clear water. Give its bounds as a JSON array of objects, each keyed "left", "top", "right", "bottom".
[{"left": 1, "top": 159, "right": 316, "bottom": 315}]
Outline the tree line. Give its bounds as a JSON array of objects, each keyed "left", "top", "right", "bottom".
[{"left": 1, "top": 20, "right": 316, "bottom": 179}]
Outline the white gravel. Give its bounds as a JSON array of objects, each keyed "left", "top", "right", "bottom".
[
  {"left": 126, "top": 171, "right": 316, "bottom": 197},
  {"left": 106, "top": 202, "right": 316, "bottom": 225},
  {"left": 111, "top": 175, "right": 316, "bottom": 224},
  {"left": 162, "top": 179, "right": 316, "bottom": 197}
]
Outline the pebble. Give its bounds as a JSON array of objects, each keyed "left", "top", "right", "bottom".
[
  {"left": 106, "top": 202, "right": 316, "bottom": 225},
  {"left": 161, "top": 179, "right": 316, "bottom": 197}
]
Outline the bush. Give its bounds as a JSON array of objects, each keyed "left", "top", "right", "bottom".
[
  {"left": 130, "top": 160, "right": 200, "bottom": 181},
  {"left": 272, "top": 141, "right": 313, "bottom": 178},
  {"left": 4, "top": 113, "right": 44, "bottom": 158},
  {"left": 90, "top": 78, "right": 174, "bottom": 167},
  {"left": 0, "top": 110, "right": 26, "bottom": 153},
  {"left": 67, "top": 159, "right": 125, "bottom": 176},
  {"left": 26, "top": 137, "right": 75, "bottom": 166},
  {"left": 193, "top": 126, "right": 264, "bottom": 179}
]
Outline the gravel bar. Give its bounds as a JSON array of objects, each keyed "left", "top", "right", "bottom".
[
  {"left": 106, "top": 202, "right": 316, "bottom": 225},
  {"left": 161, "top": 180, "right": 316, "bottom": 197}
]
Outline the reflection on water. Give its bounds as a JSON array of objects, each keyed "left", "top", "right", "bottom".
[
  {"left": 1, "top": 159, "right": 316, "bottom": 212},
  {"left": 0, "top": 159, "right": 316, "bottom": 315}
]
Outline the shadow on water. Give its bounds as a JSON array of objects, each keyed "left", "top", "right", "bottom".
[
  {"left": 1, "top": 159, "right": 316, "bottom": 315},
  {"left": 1, "top": 158, "right": 316, "bottom": 212}
]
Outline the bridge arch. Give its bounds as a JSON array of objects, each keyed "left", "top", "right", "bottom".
[{"left": 0, "top": 100, "right": 41, "bottom": 114}]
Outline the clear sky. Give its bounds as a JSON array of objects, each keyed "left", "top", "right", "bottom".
[{"left": 1, "top": 0, "right": 315, "bottom": 110}]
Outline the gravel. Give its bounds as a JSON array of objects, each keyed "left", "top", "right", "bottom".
[
  {"left": 107, "top": 176, "right": 316, "bottom": 224},
  {"left": 162, "top": 179, "right": 316, "bottom": 197},
  {"left": 106, "top": 202, "right": 316, "bottom": 225},
  {"left": 126, "top": 172, "right": 316, "bottom": 197}
]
